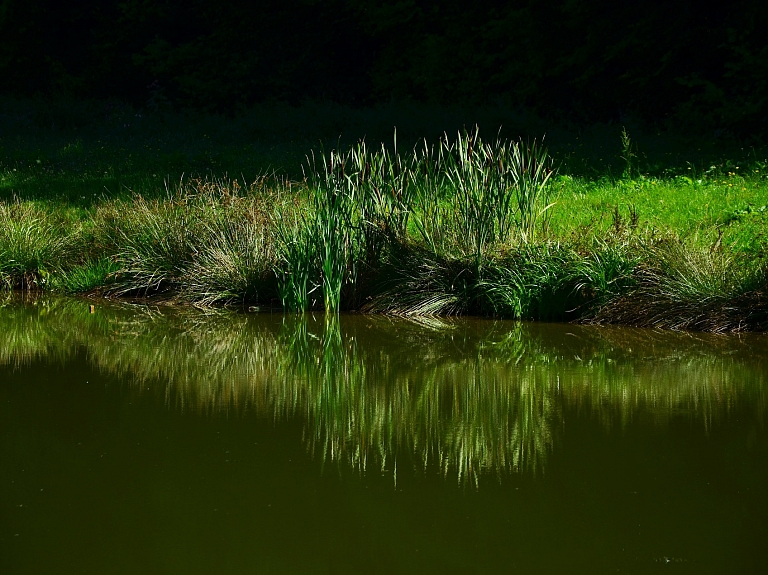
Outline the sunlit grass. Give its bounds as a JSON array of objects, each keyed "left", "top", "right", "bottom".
[
  {"left": 0, "top": 202, "right": 81, "bottom": 288},
  {"left": 0, "top": 160, "right": 765, "bottom": 330},
  {"left": 550, "top": 172, "right": 768, "bottom": 254}
]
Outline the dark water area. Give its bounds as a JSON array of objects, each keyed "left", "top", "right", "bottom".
[{"left": 1, "top": 297, "right": 767, "bottom": 574}]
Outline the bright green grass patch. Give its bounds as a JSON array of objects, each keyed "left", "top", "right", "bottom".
[
  {"left": 551, "top": 172, "right": 768, "bottom": 255},
  {"left": 49, "top": 257, "right": 122, "bottom": 293}
]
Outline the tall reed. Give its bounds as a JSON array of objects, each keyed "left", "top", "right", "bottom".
[
  {"left": 409, "top": 138, "right": 451, "bottom": 254},
  {"left": 274, "top": 201, "right": 317, "bottom": 311},
  {"left": 510, "top": 138, "right": 556, "bottom": 240},
  {"left": 300, "top": 128, "right": 558, "bottom": 313},
  {"left": 306, "top": 149, "right": 357, "bottom": 312},
  {"left": 442, "top": 128, "right": 555, "bottom": 265}
]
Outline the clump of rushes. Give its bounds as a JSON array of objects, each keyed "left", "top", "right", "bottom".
[
  {"left": 590, "top": 238, "right": 768, "bottom": 332},
  {"left": 478, "top": 244, "right": 576, "bottom": 320},
  {"left": 182, "top": 199, "right": 276, "bottom": 305},
  {"left": 571, "top": 240, "right": 640, "bottom": 309},
  {"left": 49, "top": 257, "right": 121, "bottom": 294},
  {"left": 362, "top": 244, "right": 474, "bottom": 316},
  {"left": 0, "top": 202, "right": 77, "bottom": 289},
  {"left": 366, "top": 242, "right": 604, "bottom": 321},
  {"left": 108, "top": 194, "right": 197, "bottom": 296},
  {"left": 105, "top": 177, "right": 278, "bottom": 305}
]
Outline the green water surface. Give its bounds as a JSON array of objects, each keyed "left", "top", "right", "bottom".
[{"left": 1, "top": 297, "right": 766, "bottom": 574}]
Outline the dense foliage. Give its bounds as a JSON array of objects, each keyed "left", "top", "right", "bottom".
[{"left": 1, "top": 0, "right": 766, "bottom": 135}]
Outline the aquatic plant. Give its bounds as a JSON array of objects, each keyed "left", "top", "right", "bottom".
[
  {"left": 274, "top": 205, "right": 318, "bottom": 311},
  {"left": 306, "top": 149, "right": 357, "bottom": 312},
  {"left": 420, "top": 129, "right": 554, "bottom": 262}
]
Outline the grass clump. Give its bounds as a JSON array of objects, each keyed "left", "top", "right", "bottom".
[
  {"left": 103, "top": 178, "right": 278, "bottom": 305},
  {"left": 590, "top": 240, "right": 768, "bottom": 332},
  {"left": 0, "top": 202, "right": 78, "bottom": 289},
  {"left": 49, "top": 257, "right": 121, "bottom": 293}
]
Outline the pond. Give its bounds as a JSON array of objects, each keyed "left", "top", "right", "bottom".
[{"left": 1, "top": 297, "right": 766, "bottom": 574}]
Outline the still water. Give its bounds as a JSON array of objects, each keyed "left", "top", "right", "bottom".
[{"left": 1, "top": 297, "right": 766, "bottom": 574}]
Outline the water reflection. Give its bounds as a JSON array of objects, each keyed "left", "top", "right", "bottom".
[{"left": 1, "top": 296, "right": 766, "bottom": 483}]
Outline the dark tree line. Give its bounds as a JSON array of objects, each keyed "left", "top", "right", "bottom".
[{"left": 1, "top": 0, "right": 766, "bottom": 135}]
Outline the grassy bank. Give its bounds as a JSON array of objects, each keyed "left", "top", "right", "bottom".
[{"left": 1, "top": 100, "right": 767, "bottom": 332}]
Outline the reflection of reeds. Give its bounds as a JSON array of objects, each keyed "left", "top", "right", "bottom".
[{"left": 0, "top": 296, "right": 765, "bottom": 482}]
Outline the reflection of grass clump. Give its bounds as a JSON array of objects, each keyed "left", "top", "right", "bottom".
[{"left": 0, "top": 298, "right": 765, "bottom": 483}]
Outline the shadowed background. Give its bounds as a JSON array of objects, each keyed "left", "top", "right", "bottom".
[{"left": 1, "top": 0, "right": 766, "bottom": 138}]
